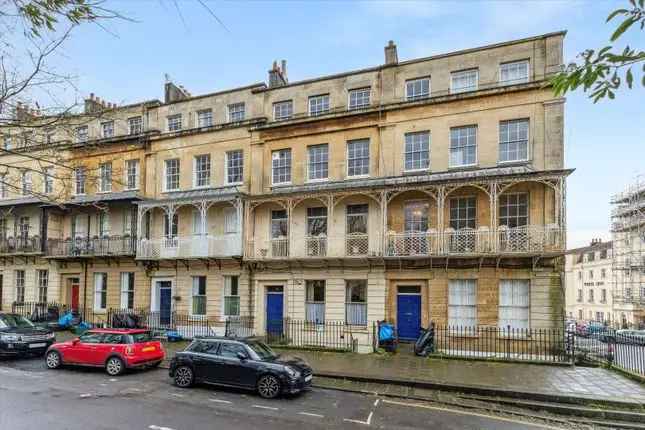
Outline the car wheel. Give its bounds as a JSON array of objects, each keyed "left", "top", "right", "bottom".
[
  {"left": 45, "top": 350, "right": 62, "bottom": 369},
  {"left": 105, "top": 357, "right": 125, "bottom": 376},
  {"left": 173, "top": 366, "right": 194, "bottom": 388},
  {"left": 257, "top": 374, "right": 281, "bottom": 399}
]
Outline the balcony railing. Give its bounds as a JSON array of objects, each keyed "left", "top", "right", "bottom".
[
  {"left": 247, "top": 225, "right": 563, "bottom": 260},
  {"left": 47, "top": 236, "right": 136, "bottom": 257},
  {"left": 247, "top": 234, "right": 380, "bottom": 259},
  {"left": 137, "top": 234, "right": 242, "bottom": 259},
  {"left": 0, "top": 236, "right": 42, "bottom": 254}
]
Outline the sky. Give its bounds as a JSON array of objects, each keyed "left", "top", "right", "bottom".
[{"left": 44, "top": 0, "right": 644, "bottom": 248}]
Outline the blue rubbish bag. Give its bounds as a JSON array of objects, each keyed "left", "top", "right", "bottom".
[
  {"left": 58, "top": 311, "right": 74, "bottom": 328},
  {"left": 379, "top": 323, "right": 395, "bottom": 342},
  {"left": 166, "top": 331, "right": 183, "bottom": 342}
]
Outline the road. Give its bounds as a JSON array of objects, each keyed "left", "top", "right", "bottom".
[{"left": 0, "top": 356, "right": 565, "bottom": 430}]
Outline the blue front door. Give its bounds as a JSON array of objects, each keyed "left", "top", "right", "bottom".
[
  {"left": 266, "top": 287, "right": 284, "bottom": 339},
  {"left": 159, "top": 282, "right": 172, "bottom": 325},
  {"left": 397, "top": 294, "right": 421, "bottom": 340}
]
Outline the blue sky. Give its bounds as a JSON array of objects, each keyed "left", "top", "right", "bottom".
[{"left": 51, "top": 0, "right": 644, "bottom": 248}]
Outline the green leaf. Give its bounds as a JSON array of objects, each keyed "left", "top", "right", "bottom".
[
  {"left": 606, "top": 9, "right": 628, "bottom": 22},
  {"left": 626, "top": 68, "right": 634, "bottom": 88},
  {"left": 611, "top": 16, "right": 636, "bottom": 42}
]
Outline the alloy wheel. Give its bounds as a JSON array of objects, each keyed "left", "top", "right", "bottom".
[
  {"left": 46, "top": 351, "right": 60, "bottom": 369},
  {"left": 257, "top": 375, "right": 280, "bottom": 399},
  {"left": 174, "top": 366, "right": 193, "bottom": 388},
  {"left": 106, "top": 357, "right": 124, "bottom": 376}
]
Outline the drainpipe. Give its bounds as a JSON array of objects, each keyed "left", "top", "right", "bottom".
[{"left": 82, "top": 260, "right": 88, "bottom": 320}]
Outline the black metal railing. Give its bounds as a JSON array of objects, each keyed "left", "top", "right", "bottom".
[
  {"left": 571, "top": 329, "right": 645, "bottom": 377},
  {"left": 0, "top": 236, "right": 42, "bottom": 254},
  {"left": 425, "top": 324, "right": 572, "bottom": 363},
  {"left": 265, "top": 318, "right": 355, "bottom": 352},
  {"left": 46, "top": 236, "right": 137, "bottom": 257},
  {"left": 11, "top": 301, "right": 66, "bottom": 323}
]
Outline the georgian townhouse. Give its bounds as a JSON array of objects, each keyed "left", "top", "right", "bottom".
[
  {"left": 0, "top": 31, "right": 571, "bottom": 352},
  {"left": 246, "top": 32, "right": 569, "bottom": 350}
]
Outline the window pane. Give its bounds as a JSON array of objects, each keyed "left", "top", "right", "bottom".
[
  {"left": 404, "top": 131, "right": 430, "bottom": 171},
  {"left": 499, "top": 119, "right": 529, "bottom": 162},
  {"left": 448, "top": 279, "right": 477, "bottom": 327},
  {"left": 347, "top": 139, "right": 370, "bottom": 177},
  {"left": 451, "top": 69, "right": 478, "bottom": 93},
  {"left": 272, "top": 149, "right": 291, "bottom": 184},
  {"left": 307, "top": 144, "right": 328, "bottom": 181},
  {"left": 450, "top": 126, "right": 477, "bottom": 167},
  {"left": 309, "top": 94, "right": 330, "bottom": 116}
]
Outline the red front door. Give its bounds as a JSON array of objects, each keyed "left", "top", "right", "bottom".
[{"left": 69, "top": 278, "right": 80, "bottom": 312}]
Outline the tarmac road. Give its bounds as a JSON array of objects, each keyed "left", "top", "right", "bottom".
[{"left": 0, "top": 355, "right": 567, "bottom": 430}]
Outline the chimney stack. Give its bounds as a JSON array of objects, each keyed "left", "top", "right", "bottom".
[
  {"left": 164, "top": 79, "right": 190, "bottom": 103},
  {"left": 384, "top": 40, "right": 398, "bottom": 65},
  {"left": 84, "top": 93, "right": 116, "bottom": 114},
  {"left": 268, "top": 60, "right": 288, "bottom": 88},
  {"left": 14, "top": 101, "right": 39, "bottom": 121}
]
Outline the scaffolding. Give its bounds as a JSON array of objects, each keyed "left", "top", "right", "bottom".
[{"left": 610, "top": 174, "right": 645, "bottom": 328}]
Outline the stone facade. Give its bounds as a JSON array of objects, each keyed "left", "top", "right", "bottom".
[{"left": 0, "top": 31, "right": 570, "bottom": 350}]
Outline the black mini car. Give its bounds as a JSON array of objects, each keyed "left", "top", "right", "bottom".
[
  {"left": 0, "top": 313, "right": 56, "bottom": 357},
  {"left": 169, "top": 337, "right": 312, "bottom": 399}
]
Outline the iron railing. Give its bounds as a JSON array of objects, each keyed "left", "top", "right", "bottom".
[
  {"left": 265, "top": 318, "right": 356, "bottom": 352},
  {"left": 571, "top": 330, "right": 645, "bottom": 377},
  {"left": 137, "top": 234, "right": 242, "bottom": 259},
  {"left": 0, "top": 236, "right": 42, "bottom": 254},
  {"left": 427, "top": 324, "right": 572, "bottom": 363},
  {"left": 11, "top": 301, "right": 66, "bottom": 323},
  {"left": 47, "top": 236, "right": 136, "bottom": 257}
]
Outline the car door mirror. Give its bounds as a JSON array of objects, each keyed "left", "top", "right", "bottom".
[
  {"left": 236, "top": 351, "right": 247, "bottom": 361},
  {"left": 72, "top": 338, "right": 80, "bottom": 345}
]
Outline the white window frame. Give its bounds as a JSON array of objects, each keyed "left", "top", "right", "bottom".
[
  {"left": 405, "top": 77, "right": 430, "bottom": 101},
  {"left": 448, "top": 279, "right": 477, "bottom": 327},
  {"left": 404, "top": 131, "right": 430, "bottom": 172},
  {"left": 345, "top": 279, "right": 367, "bottom": 326},
  {"left": 449, "top": 125, "right": 478, "bottom": 168},
  {"left": 15, "top": 270, "right": 25, "bottom": 303},
  {"left": 499, "top": 60, "right": 530, "bottom": 85},
  {"left": 167, "top": 114, "right": 182, "bottom": 132},
  {"left": 223, "top": 275, "right": 240, "bottom": 319},
  {"left": 21, "top": 170, "right": 32, "bottom": 195},
  {"left": 305, "top": 280, "right": 326, "bottom": 324},
  {"left": 307, "top": 144, "right": 329, "bottom": 182},
  {"left": 197, "top": 109, "right": 213, "bottom": 128},
  {"left": 499, "top": 119, "right": 530, "bottom": 163},
  {"left": 43, "top": 167, "right": 54, "bottom": 194},
  {"left": 191, "top": 276, "right": 207, "bottom": 317},
  {"left": 120, "top": 272, "right": 135, "bottom": 310},
  {"left": 99, "top": 162, "right": 112, "bottom": 193},
  {"left": 273, "top": 100, "right": 293, "bottom": 121},
  {"left": 164, "top": 158, "right": 180, "bottom": 192},
  {"left": 94, "top": 272, "right": 108, "bottom": 312},
  {"left": 450, "top": 69, "right": 479, "bottom": 94},
  {"left": 124, "top": 159, "right": 140, "bottom": 190},
  {"left": 193, "top": 154, "right": 211, "bottom": 189},
  {"left": 346, "top": 139, "right": 370, "bottom": 178},
  {"left": 227, "top": 103, "right": 245, "bottom": 122},
  {"left": 128, "top": 116, "right": 143, "bottom": 135},
  {"left": 498, "top": 279, "right": 529, "bottom": 330},
  {"left": 37, "top": 270, "right": 48, "bottom": 303},
  {"left": 308, "top": 94, "right": 330, "bottom": 116},
  {"left": 101, "top": 121, "right": 114, "bottom": 138},
  {"left": 75, "top": 125, "right": 88, "bottom": 143},
  {"left": 98, "top": 211, "right": 110, "bottom": 237},
  {"left": 271, "top": 148, "right": 292, "bottom": 186},
  {"left": 225, "top": 150, "right": 243, "bottom": 185},
  {"left": 74, "top": 166, "right": 86, "bottom": 196},
  {"left": 348, "top": 87, "right": 370, "bottom": 110}
]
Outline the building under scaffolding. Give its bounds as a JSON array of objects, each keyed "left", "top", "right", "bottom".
[{"left": 611, "top": 175, "right": 645, "bottom": 328}]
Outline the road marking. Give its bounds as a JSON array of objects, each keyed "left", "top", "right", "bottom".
[
  {"left": 79, "top": 393, "right": 92, "bottom": 398},
  {"left": 343, "top": 418, "right": 369, "bottom": 425},
  {"left": 298, "top": 412, "right": 324, "bottom": 418},
  {"left": 373, "top": 399, "right": 380, "bottom": 407},
  {"left": 209, "top": 399, "right": 232, "bottom": 404},
  {"left": 109, "top": 378, "right": 118, "bottom": 382},
  {"left": 170, "top": 393, "right": 184, "bottom": 398},
  {"left": 149, "top": 426, "right": 176, "bottom": 430},
  {"left": 381, "top": 399, "right": 564, "bottom": 429},
  {"left": 252, "top": 405, "right": 279, "bottom": 411}
]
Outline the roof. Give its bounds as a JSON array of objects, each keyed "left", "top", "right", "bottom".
[
  {"left": 67, "top": 191, "right": 143, "bottom": 205},
  {"left": 87, "top": 328, "right": 150, "bottom": 334},
  {"left": 0, "top": 196, "right": 44, "bottom": 208},
  {"left": 259, "top": 166, "right": 574, "bottom": 199},
  {"left": 566, "top": 240, "right": 612, "bottom": 255},
  {"left": 138, "top": 186, "right": 244, "bottom": 208}
]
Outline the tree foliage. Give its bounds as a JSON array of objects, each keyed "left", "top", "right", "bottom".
[{"left": 550, "top": 0, "right": 644, "bottom": 102}]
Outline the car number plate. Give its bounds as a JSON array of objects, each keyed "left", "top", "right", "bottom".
[
  {"left": 305, "top": 375, "right": 312, "bottom": 382},
  {"left": 29, "top": 343, "right": 46, "bottom": 348},
  {"left": 142, "top": 346, "right": 156, "bottom": 352}
]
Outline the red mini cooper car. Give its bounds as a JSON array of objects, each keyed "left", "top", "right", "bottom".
[{"left": 45, "top": 329, "right": 165, "bottom": 376}]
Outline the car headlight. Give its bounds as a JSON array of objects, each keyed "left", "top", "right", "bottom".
[
  {"left": 285, "top": 366, "right": 300, "bottom": 379},
  {"left": 0, "top": 334, "right": 19, "bottom": 342},
  {"left": 47, "top": 332, "right": 55, "bottom": 339}
]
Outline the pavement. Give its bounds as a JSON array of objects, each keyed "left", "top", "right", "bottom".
[
  {"left": 54, "top": 331, "right": 645, "bottom": 406},
  {"left": 0, "top": 355, "right": 577, "bottom": 430}
]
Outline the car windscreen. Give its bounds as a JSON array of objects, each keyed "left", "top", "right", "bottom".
[
  {"left": 131, "top": 332, "right": 152, "bottom": 343},
  {"left": 246, "top": 341, "right": 277, "bottom": 360},
  {"left": 0, "top": 315, "right": 35, "bottom": 329}
]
